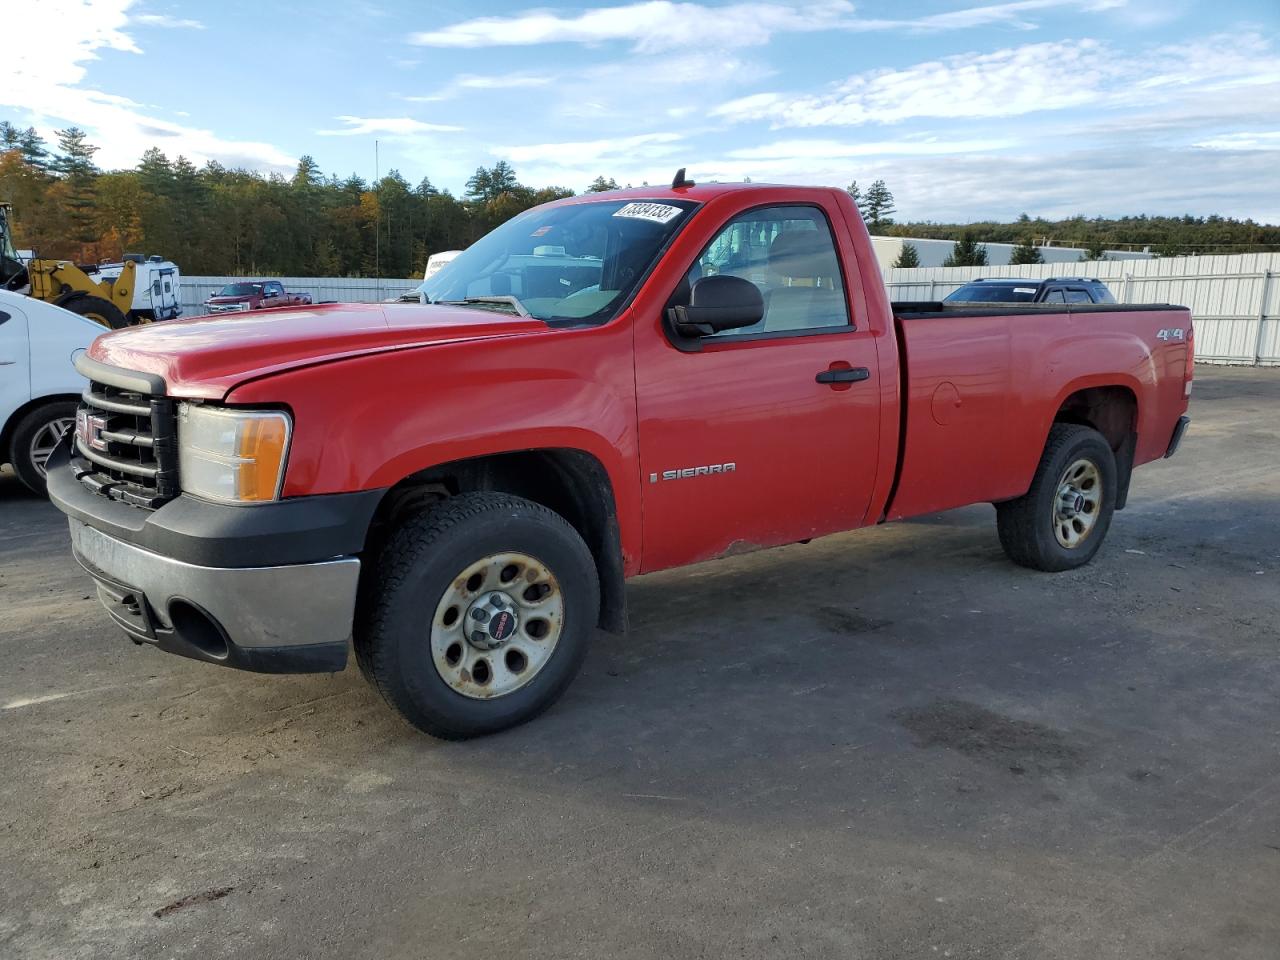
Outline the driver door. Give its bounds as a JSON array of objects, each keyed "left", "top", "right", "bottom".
[{"left": 634, "top": 202, "right": 882, "bottom": 572}]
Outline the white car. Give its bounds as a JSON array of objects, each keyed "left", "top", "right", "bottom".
[{"left": 0, "top": 289, "right": 101, "bottom": 494}]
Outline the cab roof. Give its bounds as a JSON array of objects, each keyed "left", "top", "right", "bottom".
[{"left": 558, "top": 181, "right": 837, "bottom": 206}]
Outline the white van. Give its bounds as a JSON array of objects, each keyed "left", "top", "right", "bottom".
[{"left": 0, "top": 290, "right": 102, "bottom": 494}]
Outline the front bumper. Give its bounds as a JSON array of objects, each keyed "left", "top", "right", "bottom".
[
  {"left": 47, "top": 441, "right": 387, "bottom": 674},
  {"left": 70, "top": 521, "right": 359, "bottom": 673}
]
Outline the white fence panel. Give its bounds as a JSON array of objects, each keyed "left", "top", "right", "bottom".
[
  {"left": 180, "top": 276, "right": 419, "bottom": 317},
  {"left": 883, "top": 253, "right": 1280, "bottom": 365}
]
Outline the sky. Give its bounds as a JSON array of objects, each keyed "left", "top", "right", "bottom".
[{"left": 5, "top": 0, "right": 1280, "bottom": 222}]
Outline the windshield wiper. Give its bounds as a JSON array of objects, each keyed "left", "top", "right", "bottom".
[{"left": 438, "top": 296, "right": 530, "bottom": 318}]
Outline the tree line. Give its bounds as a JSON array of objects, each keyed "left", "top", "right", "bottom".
[
  {"left": 2, "top": 121, "right": 1276, "bottom": 279},
  {"left": 0, "top": 123, "right": 590, "bottom": 278},
  {"left": 849, "top": 180, "right": 1280, "bottom": 268}
]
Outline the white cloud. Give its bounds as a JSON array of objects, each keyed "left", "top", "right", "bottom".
[
  {"left": 1193, "top": 131, "right": 1280, "bottom": 152},
  {"left": 135, "top": 13, "right": 205, "bottom": 29},
  {"left": 410, "top": 1, "right": 853, "bottom": 52},
  {"left": 494, "top": 132, "right": 684, "bottom": 165},
  {"left": 404, "top": 72, "right": 555, "bottom": 103},
  {"left": 712, "top": 32, "right": 1280, "bottom": 128},
  {"left": 893, "top": 0, "right": 1125, "bottom": 32},
  {"left": 726, "top": 137, "right": 1020, "bottom": 160},
  {"left": 317, "top": 116, "right": 464, "bottom": 136},
  {"left": 2, "top": 0, "right": 293, "bottom": 171},
  {"left": 410, "top": 0, "right": 1127, "bottom": 52}
]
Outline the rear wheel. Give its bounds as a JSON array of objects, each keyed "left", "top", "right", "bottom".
[
  {"left": 996, "top": 424, "right": 1117, "bottom": 572},
  {"left": 60, "top": 294, "right": 129, "bottom": 329},
  {"left": 355, "top": 492, "right": 599, "bottom": 739},
  {"left": 10, "top": 400, "right": 77, "bottom": 495}
]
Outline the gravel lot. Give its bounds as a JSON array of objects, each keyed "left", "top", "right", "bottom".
[{"left": 3, "top": 366, "right": 1278, "bottom": 960}]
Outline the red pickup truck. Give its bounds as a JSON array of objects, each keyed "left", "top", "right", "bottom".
[
  {"left": 204, "top": 280, "right": 312, "bottom": 314},
  {"left": 48, "top": 180, "right": 1193, "bottom": 739}
]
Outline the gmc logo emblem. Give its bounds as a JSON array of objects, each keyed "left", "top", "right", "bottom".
[{"left": 76, "top": 410, "right": 109, "bottom": 451}]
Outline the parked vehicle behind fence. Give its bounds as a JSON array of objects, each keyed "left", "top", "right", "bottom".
[
  {"left": 944, "top": 277, "right": 1117, "bottom": 304},
  {"left": 204, "top": 281, "right": 313, "bottom": 314}
]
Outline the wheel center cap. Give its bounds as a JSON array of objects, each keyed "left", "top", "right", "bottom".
[
  {"left": 466, "top": 592, "right": 519, "bottom": 650},
  {"left": 488, "top": 609, "right": 517, "bottom": 643}
]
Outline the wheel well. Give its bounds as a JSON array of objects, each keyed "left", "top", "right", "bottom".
[
  {"left": 1053, "top": 385, "right": 1138, "bottom": 509},
  {"left": 1, "top": 394, "right": 80, "bottom": 466},
  {"left": 365, "top": 449, "right": 628, "bottom": 634}
]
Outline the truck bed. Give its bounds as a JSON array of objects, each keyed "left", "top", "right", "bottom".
[{"left": 885, "top": 301, "right": 1192, "bottom": 520}]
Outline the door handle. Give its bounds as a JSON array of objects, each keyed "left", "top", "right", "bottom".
[{"left": 816, "top": 366, "right": 871, "bottom": 384}]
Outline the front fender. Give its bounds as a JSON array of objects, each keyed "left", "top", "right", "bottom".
[{"left": 226, "top": 322, "right": 643, "bottom": 569}]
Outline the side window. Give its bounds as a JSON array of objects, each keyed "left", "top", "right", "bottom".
[
  {"left": 1044, "top": 290, "right": 1067, "bottom": 303},
  {"left": 685, "top": 205, "right": 850, "bottom": 337},
  {"left": 266, "top": 282, "right": 283, "bottom": 296},
  {"left": 152, "top": 279, "right": 162, "bottom": 296},
  {"left": 1065, "top": 289, "right": 1092, "bottom": 304},
  {"left": 1089, "top": 285, "right": 1115, "bottom": 303}
]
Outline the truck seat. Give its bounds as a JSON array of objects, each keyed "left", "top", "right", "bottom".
[{"left": 764, "top": 231, "right": 846, "bottom": 331}]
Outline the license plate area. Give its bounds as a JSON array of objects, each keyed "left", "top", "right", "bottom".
[{"left": 93, "top": 575, "right": 157, "bottom": 640}]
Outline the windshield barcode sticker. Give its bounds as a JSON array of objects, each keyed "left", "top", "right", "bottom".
[{"left": 613, "top": 202, "right": 683, "bottom": 224}]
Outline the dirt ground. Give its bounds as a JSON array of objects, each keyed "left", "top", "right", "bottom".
[{"left": 2, "top": 366, "right": 1277, "bottom": 960}]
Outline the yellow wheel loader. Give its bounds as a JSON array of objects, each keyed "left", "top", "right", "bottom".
[{"left": 0, "top": 203, "right": 182, "bottom": 328}]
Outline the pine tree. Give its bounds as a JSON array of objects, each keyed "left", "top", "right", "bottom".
[
  {"left": 465, "top": 165, "right": 493, "bottom": 203},
  {"left": 1009, "top": 239, "right": 1043, "bottom": 265},
  {"left": 942, "top": 234, "right": 988, "bottom": 267},
  {"left": 862, "top": 179, "right": 896, "bottom": 232},
  {"left": 292, "top": 155, "right": 323, "bottom": 189},
  {"left": 586, "top": 176, "right": 619, "bottom": 193},
  {"left": 846, "top": 180, "right": 862, "bottom": 211},
  {"left": 892, "top": 243, "right": 921, "bottom": 268},
  {"left": 53, "top": 127, "right": 99, "bottom": 247},
  {"left": 18, "top": 127, "right": 49, "bottom": 171}
]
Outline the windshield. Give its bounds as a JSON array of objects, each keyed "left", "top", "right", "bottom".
[
  {"left": 420, "top": 199, "right": 697, "bottom": 324},
  {"left": 944, "top": 282, "right": 1038, "bottom": 303},
  {"left": 217, "top": 283, "right": 263, "bottom": 297}
]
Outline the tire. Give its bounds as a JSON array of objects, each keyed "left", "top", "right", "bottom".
[
  {"left": 9, "top": 401, "right": 78, "bottom": 495},
  {"left": 996, "top": 424, "right": 1117, "bottom": 572},
  {"left": 355, "top": 492, "right": 600, "bottom": 739},
  {"left": 60, "top": 294, "right": 129, "bottom": 329}
]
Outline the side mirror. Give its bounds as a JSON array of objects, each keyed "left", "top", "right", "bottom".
[{"left": 667, "top": 275, "right": 764, "bottom": 339}]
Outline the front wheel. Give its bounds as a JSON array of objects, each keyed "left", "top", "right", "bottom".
[
  {"left": 996, "top": 423, "right": 1117, "bottom": 572},
  {"left": 9, "top": 400, "right": 78, "bottom": 495},
  {"left": 355, "top": 492, "right": 600, "bottom": 739}
]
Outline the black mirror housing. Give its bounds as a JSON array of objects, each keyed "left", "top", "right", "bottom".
[{"left": 669, "top": 275, "right": 764, "bottom": 339}]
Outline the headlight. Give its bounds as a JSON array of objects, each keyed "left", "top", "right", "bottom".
[{"left": 177, "top": 404, "right": 292, "bottom": 503}]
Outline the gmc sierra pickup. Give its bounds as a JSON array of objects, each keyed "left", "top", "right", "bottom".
[
  {"left": 204, "top": 281, "right": 312, "bottom": 314},
  {"left": 48, "top": 179, "right": 1194, "bottom": 739}
]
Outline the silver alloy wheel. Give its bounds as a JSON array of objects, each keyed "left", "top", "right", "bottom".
[
  {"left": 1053, "top": 457, "right": 1103, "bottom": 548},
  {"left": 430, "top": 552, "right": 564, "bottom": 699},
  {"left": 29, "top": 416, "right": 75, "bottom": 477}
]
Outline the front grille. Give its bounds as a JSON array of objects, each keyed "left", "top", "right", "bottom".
[{"left": 72, "top": 380, "right": 179, "bottom": 509}]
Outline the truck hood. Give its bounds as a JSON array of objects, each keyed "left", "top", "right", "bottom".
[
  {"left": 88, "top": 302, "right": 550, "bottom": 399},
  {"left": 204, "top": 295, "right": 256, "bottom": 304}
]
